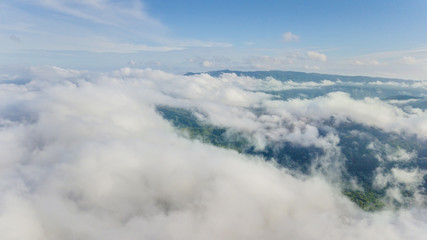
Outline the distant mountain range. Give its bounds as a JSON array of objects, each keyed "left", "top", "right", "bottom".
[{"left": 185, "top": 69, "right": 413, "bottom": 83}]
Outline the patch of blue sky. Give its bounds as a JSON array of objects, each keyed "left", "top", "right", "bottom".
[{"left": 0, "top": 0, "right": 427, "bottom": 79}]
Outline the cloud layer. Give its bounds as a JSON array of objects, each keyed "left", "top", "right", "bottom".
[{"left": 0, "top": 67, "right": 426, "bottom": 239}]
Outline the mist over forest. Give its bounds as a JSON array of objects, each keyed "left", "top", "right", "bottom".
[{"left": 0, "top": 66, "right": 426, "bottom": 239}]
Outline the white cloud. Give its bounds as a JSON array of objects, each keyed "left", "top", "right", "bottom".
[
  {"left": 0, "top": 0, "right": 228, "bottom": 60},
  {"left": 307, "top": 51, "right": 327, "bottom": 62},
  {"left": 374, "top": 167, "right": 426, "bottom": 204},
  {"left": 366, "top": 80, "right": 427, "bottom": 90},
  {"left": 339, "top": 48, "right": 427, "bottom": 80},
  {"left": 391, "top": 168, "right": 424, "bottom": 185},
  {"left": 400, "top": 56, "right": 418, "bottom": 65},
  {"left": 176, "top": 40, "right": 233, "bottom": 48},
  {"left": 352, "top": 60, "right": 364, "bottom": 65},
  {"left": 0, "top": 66, "right": 427, "bottom": 239},
  {"left": 54, "top": 36, "right": 185, "bottom": 53},
  {"left": 304, "top": 65, "right": 320, "bottom": 70},
  {"left": 30, "top": 0, "right": 163, "bottom": 28},
  {"left": 202, "top": 60, "right": 213, "bottom": 67},
  {"left": 386, "top": 147, "right": 417, "bottom": 162},
  {"left": 86, "top": 40, "right": 184, "bottom": 53},
  {"left": 371, "top": 60, "right": 381, "bottom": 66},
  {"left": 350, "top": 59, "right": 382, "bottom": 66},
  {"left": 272, "top": 92, "right": 427, "bottom": 139},
  {"left": 282, "top": 32, "right": 300, "bottom": 42}
]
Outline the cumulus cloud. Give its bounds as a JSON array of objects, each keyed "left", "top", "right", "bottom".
[
  {"left": 0, "top": 66, "right": 427, "bottom": 239},
  {"left": 261, "top": 92, "right": 427, "bottom": 140},
  {"left": 307, "top": 51, "right": 327, "bottom": 62},
  {"left": 282, "top": 32, "right": 300, "bottom": 42}
]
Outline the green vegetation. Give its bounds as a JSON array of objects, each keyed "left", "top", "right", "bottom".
[
  {"left": 156, "top": 105, "right": 426, "bottom": 212},
  {"left": 156, "top": 105, "right": 248, "bottom": 152},
  {"left": 156, "top": 105, "right": 319, "bottom": 173},
  {"left": 343, "top": 190, "right": 385, "bottom": 211}
]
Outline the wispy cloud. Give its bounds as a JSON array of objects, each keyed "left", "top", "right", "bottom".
[
  {"left": 31, "top": 0, "right": 163, "bottom": 28},
  {"left": 337, "top": 47, "right": 427, "bottom": 80},
  {"left": 176, "top": 40, "right": 233, "bottom": 48},
  {"left": 66, "top": 38, "right": 184, "bottom": 53},
  {"left": 349, "top": 59, "right": 382, "bottom": 66},
  {"left": 400, "top": 56, "right": 418, "bottom": 65},
  {"left": 282, "top": 32, "right": 300, "bottom": 42},
  {"left": 0, "top": 1, "right": 233, "bottom": 58}
]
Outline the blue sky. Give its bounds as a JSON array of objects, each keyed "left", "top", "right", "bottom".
[{"left": 1, "top": 0, "right": 427, "bottom": 79}]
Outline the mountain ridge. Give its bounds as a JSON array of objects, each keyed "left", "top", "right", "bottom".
[{"left": 185, "top": 69, "right": 418, "bottom": 83}]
